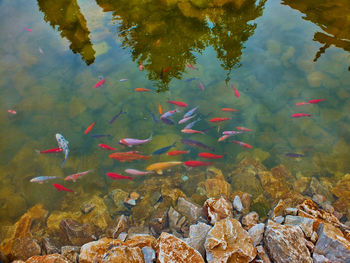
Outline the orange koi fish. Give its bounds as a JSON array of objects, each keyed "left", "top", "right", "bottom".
[
  {"left": 135, "top": 88, "right": 151, "bottom": 92},
  {"left": 296, "top": 102, "right": 309, "bottom": 106},
  {"left": 158, "top": 102, "right": 163, "bottom": 115},
  {"left": 210, "top": 117, "right": 231, "bottom": 122},
  {"left": 84, "top": 121, "right": 96, "bottom": 134},
  {"left": 308, "top": 99, "right": 325, "bottom": 104},
  {"left": 167, "top": 150, "right": 189, "bottom": 156},
  {"left": 232, "top": 85, "right": 240, "bottom": 98},
  {"left": 109, "top": 152, "right": 150, "bottom": 162},
  {"left": 236, "top": 127, "right": 252, "bottom": 132},
  {"left": 291, "top": 113, "right": 312, "bottom": 118}
]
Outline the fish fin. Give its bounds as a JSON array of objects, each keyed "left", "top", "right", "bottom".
[
  {"left": 156, "top": 170, "right": 163, "bottom": 175},
  {"left": 61, "top": 159, "right": 66, "bottom": 168},
  {"left": 149, "top": 133, "right": 153, "bottom": 140},
  {"left": 35, "top": 149, "right": 40, "bottom": 154}
]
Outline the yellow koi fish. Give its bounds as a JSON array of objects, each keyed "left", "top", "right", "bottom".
[{"left": 146, "top": 161, "right": 183, "bottom": 175}]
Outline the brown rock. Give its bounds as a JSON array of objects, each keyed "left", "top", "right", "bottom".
[
  {"left": 59, "top": 219, "right": 95, "bottom": 246},
  {"left": 205, "top": 217, "right": 256, "bottom": 263},
  {"left": 130, "top": 192, "right": 140, "bottom": 201},
  {"left": 61, "top": 246, "right": 80, "bottom": 263},
  {"left": 9, "top": 237, "right": 41, "bottom": 261},
  {"left": 157, "top": 232, "right": 204, "bottom": 263},
  {"left": 79, "top": 238, "right": 123, "bottom": 263},
  {"left": 168, "top": 207, "right": 189, "bottom": 237},
  {"left": 204, "top": 196, "right": 233, "bottom": 225},
  {"left": 332, "top": 173, "right": 350, "bottom": 216},
  {"left": 256, "top": 245, "right": 271, "bottom": 263},
  {"left": 26, "top": 253, "right": 70, "bottom": 263},
  {"left": 125, "top": 235, "right": 156, "bottom": 250},
  {"left": 264, "top": 220, "right": 312, "bottom": 263},
  {"left": 271, "top": 199, "right": 286, "bottom": 218},
  {"left": 205, "top": 175, "right": 231, "bottom": 198},
  {"left": 101, "top": 245, "right": 144, "bottom": 263},
  {"left": 242, "top": 212, "right": 259, "bottom": 230},
  {"left": 149, "top": 210, "right": 168, "bottom": 235},
  {"left": 284, "top": 215, "right": 314, "bottom": 238},
  {"left": 41, "top": 237, "right": 60, "bottom": 255}
]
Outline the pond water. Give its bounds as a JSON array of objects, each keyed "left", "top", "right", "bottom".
[{"left": 0, "top": 0, "right": 349, "bottom": 228}]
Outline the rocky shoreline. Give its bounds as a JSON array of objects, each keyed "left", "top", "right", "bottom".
[{"left": 1, "top": 157, "right": 350, "bottom": 262}]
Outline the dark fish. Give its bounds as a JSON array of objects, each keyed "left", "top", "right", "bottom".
[
  {"left": 146, "top": 108, "right": 158, "bottom": 123},
  {"left": 181, "top": 138, "right": 215, "bottom": 152},
  {"left": 161, "top": 117, "right": 174, "bottom": 125},
  {"left": 109, "top": 108, "right": 126, "bottom": 124},
  {"left": 152, "top": 142, "right": 176, "bottom": 155},
  {"left": 184, "top": 77, "right": 199, "bottom": 82},
  {"left": 91, "top": 134, "right": 112, "bottom": 138},
  {"left": 285, "top": 153, "right": 304, "bottom": 158}
]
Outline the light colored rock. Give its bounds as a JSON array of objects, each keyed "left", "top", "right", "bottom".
[
  {"left": 142, "top": 246, "right": 155, "bottom": 263},
  {"left": 101, "top": 245, "right": 144, "bottom": 263},
  {"left": 168, "top": 207, "right": 189, "bottom": 236},
  {"left": 264, "top": 220, "right": 312, "bottom": 263},
  {"left": 26, "top": 253, "right": 69, "bottom": 263},
  {"left": 273, "top": 216, "right": 284, "bottom": 224},
  {"left": 205, "top": 217, "right": 256, "bottom": 263},
  {"left": 79, "top": 238, "right": 122, "bottom": 263},
  {"left": 307, "top": 71, "right": 323, "bottom": 87},
  {"left": 285, "top": 207, "right": 298, "bottom": 216},
  {"left": 204, "top": 196, "right": 233, "bottom": 225},
  {"left": 61, "top": 246, "right": 80, "bottom": 263},
  {"left": 185, "top": 222, "right": 211, "bottom": 257},
  {"left": 285, "top": 215, "right": 314, "bottom": 238},
  {"left": 248, "top": 223, "right": 265, "bottom": 246},
  {"left": 242, "top": 212, "right": 259, "bottom": 230},
  {"left": 271, "top": 200, "right": 286, "bottom": 218},
  {"left": 313, "top": 253, "right": 332, "bottom": 263},
  {"left": 233, "top": 195, "right": 243, "bottom": 212},
  {"left": 176, "top": 197, "right": 204, "bottom": 223},
  {"left": 157, "top": 232, "right": 204, "bottom": 263},
  {"left": 313, "top": 223, "right": 350, "bottom": 262}
]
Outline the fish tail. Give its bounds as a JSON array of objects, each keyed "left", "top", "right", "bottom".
[
  {"left": 61, "top": 159, "right": 66, "bottom": 168},
  {"left": 172, "top": 142, "right": 177, "bottom": 147},
  {"left": 35, "top": 149, "right": 41, "bottom": 154},
  {"left": 148, "top": 133, "right": 153, "bottom": 140}
]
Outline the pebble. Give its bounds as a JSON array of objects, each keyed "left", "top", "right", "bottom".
[{"left": 233, "top": 195, "right": 243, "bottom": 212}]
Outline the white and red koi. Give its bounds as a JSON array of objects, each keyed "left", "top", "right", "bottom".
[
  {"left": 64, "top": 170, "right": 93, "bottom": 182},
  {"left": 231, "top": 140, "right": 252, "bottom": 149},
  {"left": 119, "top": 133, "right": 153, "bottom": 147}
]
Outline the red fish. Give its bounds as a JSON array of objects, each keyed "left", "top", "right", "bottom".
[
  {"left": 53, "top": 184, "right": 74, "bottom": 192},
  {"left": 198, "top": 152, "right": 225, "bottom": 159},
  {"left": 25, "top": 27, "right": 32, "bottom": 32},
  {"left": 296, "top": 102, "right": 309, "bottom": 106},
  {"left": 221, "top": 108, "right": 238, "bottom": 112},
  {"left": 139, "top": 64, "right": 143, "bottom": 71},
  {"left": 6, "top": 109, "right": 17, "bottom": 114},
  {"left": 184, "top": 160, "right": 214, "bottom": 167},
  {"left": 232, "top": 85, "right": 240, "bottom": 98},
  {"left": 36, "top": 147, "right": 63, "bottom": 154},
  {"left": 94, "top": 77, "right": 105, "bottom": 88},
  {"left": 308, "top": 99, "right": 325, "bottom": 104},
  {"left": 168, "top": 100, "right": 188, "bottom": 107},
  {"left": 187, "top": 64, "right": 199, "bottom": 70},
  {"left": 236, "top": 127, "right": 252, "bottom": 132},
  {"left": 98, "top": 144, "right": 116, "bottom": 150},
  {"left": 84, "top": 121, "right": 96, "bottom": 134},
  {"left": 210, "top": 117, "right": 231, "bottom": 122},
  {"left": 156, "top": 38, "right": 161, "bottom": 46},
  {"left": 158, "top": 102, "right": 163, "bottom": 115},
  {"left": 106, "top": 172, "right": 132, "bottom": 180},
  {"left": 291, "top": 113, "right": 312, "bottom": 118},
  {"left": 231, "top": 140, "right": 252, "bottom": 149},
  {"left": 135, "top": 88, "right": 151, "bottom": 92},
  {"left": 168, "top": 150, "right": 189, "bottom": 156},
  {"left": 163, "top": 68, "right": 170, "bottom": 72}
]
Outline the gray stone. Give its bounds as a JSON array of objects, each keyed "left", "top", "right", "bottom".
[
  {"left": 61, "top": 246, "right": 80, "bottom": 263},
  {"left": 184, "top": 222, "right": 211, "bottom": 257},
  {"left": 117, "top": 232, "right": 128, "bottom": 241},
  {"left": 284, "top": 207, "right": 298, "bottom": 216},
  {"left": 177, "top": 197, "right": 204, "bottom": 223},
  {"left": 273, "top": 216, "right": 284, "bottom": 224},
  {"left": 142, "top": 246, "right": 156, "bottom": 263},
  {"left": 59, "top": 219, "right": 95, "bottom": 246},
  {"left": 248, "top": 223, "right": 265, "bottom": 246},
  {"left": 264, "top": 220, "right": 312, "bottom": 263},
  {"left": 168, "top": 207, "right": 189, "bottom": 237},
  {"left": 285, "top": 215, "right": 314, "bottom": 238},
  {"left": 314, "top": 223, "right": 350, "bottom": 262},
  {"left": 233, "top": 195, "right": 243, "bottom": 212},
  {"left": 313, "top": 253, "right": 332, "bottom": 263}
]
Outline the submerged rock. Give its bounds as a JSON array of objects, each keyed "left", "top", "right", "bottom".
[
  {"left": 168, "top": 207, "right": 189, "bottom": 237},
  {"left": 205, "top": 218, "right": 256, "bottom": 263},
  {"left": 61, "top": 246, "right": 80, "bottom": 263},
  {"left": 41, "top": 237, "right": 60, "bottom": 254},
  {"left": 204, "top": 196, "right": 233, "bottom": 225},
  {"left": 313, "top": 223, "right": 350, "bottom": 262},
  {"left": 8, "top": 237, "right": 41, "bottom": 261},
  {"left": 157, "top": 232, "right": 204, "bottom": 263},
  {"left": 264, "top": 220, "right": 312, "bottom": 263},
  {"left": 176, "top": 197, "right": 205, "bottom": 223},
  {"left": 59, "top": 219, "right": 95, "bottom": 246},
  {"left": 105, "top": 215, "right": 128, "bottom": 239},
  {"left": 205, "top": 174, "right": 231, "bottom": 198}
]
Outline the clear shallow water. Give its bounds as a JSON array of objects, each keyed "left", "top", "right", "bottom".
[{"left": 0, "top": 0, "right": 349, "bottom": 225}]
